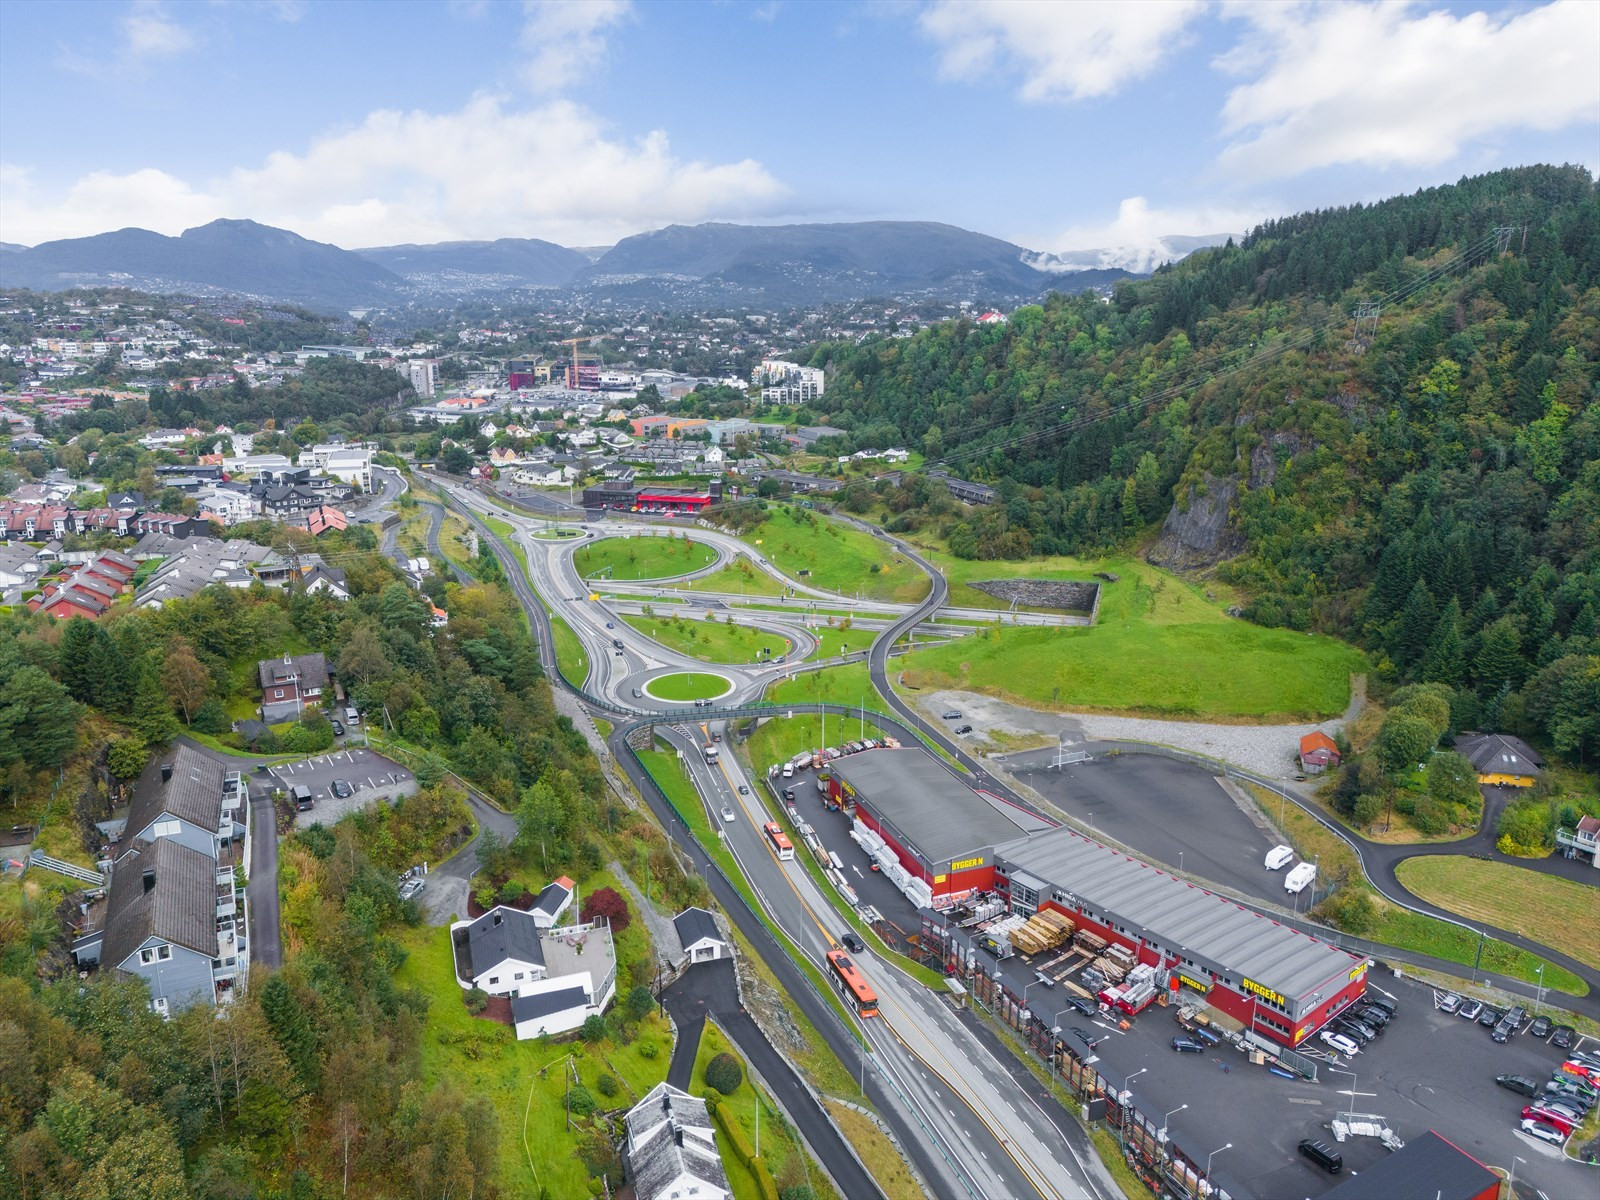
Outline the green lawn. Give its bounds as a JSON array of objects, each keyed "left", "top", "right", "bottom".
[
  {"left": 900, "top": 618, "right": 1363, "bottom": 720},
  {"left": 692, "top": 1020, "right": 841, "bottom": 1200},
  {"left": 736, "top": 507, "right": 929, "bottom": 604},
  {"left": 391, "top": 920, "right": 673, "bottom": 1198},
  {"left": 763, "top": 662, "right": 878, "bottom": 709},
  {"left": 644, "top": 672, "right": 734, "bottom": 702},
  {"left": 549, "top": 615, "right": 589, "bottom": 687},
  {"left": 575, "top": 535, "right": 718, "bottom": 581},
  {"left": 660, "top": 558, "right": 788, "bottom": 597},
  {"left": 623, "top": 613, "right": 796, "bottom": 664},
  {"left": 1395, "top": 857, "right": 1600, "bottom": 974},
  {"left": 483, "top": 514, "right": 517, "bottom": 541},
  {"left": 744, "top": 713, "right": 885, "bottom": 775}
]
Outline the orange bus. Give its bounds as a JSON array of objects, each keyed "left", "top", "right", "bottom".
[
  {"left": 826, "top": 949, "right": 879, "bottom": 1017},
  {"left": 763, "top": 821, "right": 795, "bottom": 860}
]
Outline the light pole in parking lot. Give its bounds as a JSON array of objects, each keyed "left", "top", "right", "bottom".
[
  {"left": 1119, "top": 1067, "right": 1146, "bottom": 1153},
  {"left": 1328, "top": 1066, "right": 1359, "bottom": 1122},
  {"left": 1508, "top": 1155, "right": 1526, "bottom": 1194},
  {"left": 1158, "top": 1104, "right": 1187, "bottom": 1172},
  {"left": 1204, "top": 1142, "right": 1231, "bottom": 1187}
]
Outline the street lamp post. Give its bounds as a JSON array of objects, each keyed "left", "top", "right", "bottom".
[
  {"left": 1204, "top": 1142, "right": 1232, "bottom": 1186},
  {"left": 1158, "top": 1103, "right": 1188, "bottom": 1171},
  {"left": 1509, "top": 1154, "right": 1526, "bottom": 1195},
  {"left": 1328, "top": 1067, "right": 1359, "bottom": 1122},
  {"left": 1534, "top": 964, "right": 1545, "bottom": 1016},
  {"left": 1119, "top": 1067, "right": 1147, "bottom": 1152}
]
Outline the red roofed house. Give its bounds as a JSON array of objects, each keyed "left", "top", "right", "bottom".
[
  {"left": 27, "top": 551, "right": 139, "bottom": 620},
  {"left": 305, "top": 505, "right": 348, "bottom": 536},
  {"left": 1298, "top": 731, "right": 1341, "bottom": 775}
]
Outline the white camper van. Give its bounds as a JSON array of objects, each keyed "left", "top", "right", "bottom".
[
  {"left": 1284, "top": 862, "right": 1318, "bottom": 894},
  {"left": 1265, "top": 845, "right": 1295, "bottom": 871}
]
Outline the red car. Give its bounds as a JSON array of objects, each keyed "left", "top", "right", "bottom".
[
  {"left": 1522, "top": 1105, "right": 1579, "bottom": 1136},
  {"left": 1560, "top": 1060, "right": 1600, "bottom": 1085}
]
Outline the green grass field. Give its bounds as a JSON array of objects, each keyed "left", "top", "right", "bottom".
[
  {"left": 549, "top": 615, "right": 589, "bottom": 686},
  {"left": 623, "top": 613, "right": 796, "bottom": 664},
  {"left": 659, "top": 558, "right": 788, "bottom": 597},
  {"left": 901, "top": 618, "right": 1363, "bottom": 720},
  {"left": 743, "top": 713, "right": 886, "bottom": 775},
  {"left": 1395, "top": 857, "right": 1600, "bottom": 973},
  {"left": 763, "top": 662, "right": 878, "bottom": 709},
  {"left": 392, "top": 913, "right": 671, "bottom": 1197},
  {"left": 738, "top": 507, "right": 929, "bottom": 603},
  {"left": 575, "top": 535, "right": 717, "bottom": 581},
  {"left": 644, "top": 672, "right": 735, "bottom": 701}
]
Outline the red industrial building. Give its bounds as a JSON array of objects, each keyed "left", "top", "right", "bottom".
[
  {"left": 832, "top": 747, "right": 1368, "bottom": 1049},
  {"left": 581, "top": 480, "right": 722, "bottom": 515}
]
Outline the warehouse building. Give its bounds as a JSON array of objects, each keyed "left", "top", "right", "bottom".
[
  {"left": 581, "top": 479, "right": 722, "bottom": 515},
  {"left": 829, "top": 746, "right": 1367, "bottom": 1048}
]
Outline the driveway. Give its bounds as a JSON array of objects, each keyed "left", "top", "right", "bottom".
[
  {"left": 245, "top": 785, "right": 281, "bottom": 969},
  {"left": 419, "top": 786, "right": 518, "bottom": 925}
]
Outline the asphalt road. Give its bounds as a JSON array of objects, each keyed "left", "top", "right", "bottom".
[
  {"left": 661, "top": 958, "right": 890, "bottom": 1200},
  {"left": 245, "top": 786, "right": 281, "bottom": 969}
]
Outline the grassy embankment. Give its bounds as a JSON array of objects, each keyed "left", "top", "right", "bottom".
[
  {"left": 623, "top": 613, "right": 795, "bottom": 664},
  {"left": 645, "top": 672, "right": 734, "bottom": 702},
  {"left": 899, "top": 548, "right": 1366, "bottom": 720},
  {"left": 1395, "top": 858, "right": 1600, "bottom": 973},
  {"left": 1250, "top": 783, "right": 1587, "bottom": 995},
  {"left": 691, "top": 1021, "right": 842, "bottom": 1200},
  {"left": 575, "top": 534, "right": 716, "bottom": 581},
  {"left": 733, "top": 506, "right": 929, "bottom": 604},
  {"left": 549, "top": 615, "right": 589, "bottom": 687},
  {"left": 391, "top": 867, "right": 666, "bottom": 1197}
]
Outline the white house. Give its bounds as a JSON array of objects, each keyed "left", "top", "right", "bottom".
[
  {"left": 672, "top": 907, "right": 730, "bottom": 964},
  {"left": 702, "top": 444, "right": 725, "bottom": 466},
  {"left": 624, "top": 1083, "right": 730, "bottom": 1200},
  {"left": 459, "top": 906, "right": 546, "bottom": 996},
  {"left": 530, "top": 875, "right": 574, "bottom": 928}
]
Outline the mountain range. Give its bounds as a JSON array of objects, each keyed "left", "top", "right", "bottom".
[{"left": 0, "top": 217, "right": 1133, "bottom": 311}]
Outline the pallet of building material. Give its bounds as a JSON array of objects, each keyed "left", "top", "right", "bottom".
[
  {"left": 1035, "top": 910, "right": 1076, "bottom": 937},
  {"left": 1027, "top": 912, "right": 1071, "bottom": 941},
  {"left": 1102, "top": 944, "right": 1136, "bottom": 967},
  {"left": 1073, "top": 930, "right": 1108, "bottom": 954},
  {"left": 1091, "top": 956, "right": 1127, "bottom": 984},
  {"left": 1011, "top": 929, "right": 1050, "bottom": 956}
]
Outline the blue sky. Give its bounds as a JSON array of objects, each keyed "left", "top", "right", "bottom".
[{"left": 2, "top": 1, "right": 1596, "bottom": 267}]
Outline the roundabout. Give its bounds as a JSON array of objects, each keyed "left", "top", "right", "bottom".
[
  {"left": 574, "top": 534, "right": 721, "bottom": 581},
  {"left": 530, "top": 527, "right": 583, "bottom": 541},
  {"left": 641, "top": 671, "right": 736, "bottom": 703}
]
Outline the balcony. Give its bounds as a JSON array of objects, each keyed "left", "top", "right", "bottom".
[{"left": 1554, "top": 828, "right": 1597, "bottom": 860}]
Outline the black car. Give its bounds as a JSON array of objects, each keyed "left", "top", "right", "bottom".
[
  {"left": 1478, "top": 1005, "right": 1503, "bottom": 1028},
  {"left": 1063, "top": 996, "right": 1096, "bottom": 1016},
  {"left": 1528, "top": 1015, "right": 1552, "bottom": 1039},
  {"left": 954, "top": 725, "right": 973, "bottom": 735},
  {"left": 1362, "top": 995, "right": 1398, "bottom": 1017},
  {"left": 1172, "top": 1037, "right": 1205, "bottom": 1053},
  {"left": 942, "top": 711, "right": 962, "bottom": 720},
  {"left": 1070, "top": 1026, "right": 1102, "bottom": 1048},
  {"left": 1331, "top": 1019, "right": 1375, "bottom": 1045},
  {"left": 331, "top": 719, "right": 345, "bottom": 736},
  {"left": 1551, "top": 1025, "right": 1576, "bottom": 1050},
  {"left": 840, "top": 933, "right": 865, "bottom": 954},
  {"left": 1353, "top": 1005, "right": 1391, "bottom": 1027},
  {"left": 331, "top": 779, "right": 353, "bottom": 799},
  {"left": 1496, "top": 1074, "right": 1542, "bottom": 1097}
]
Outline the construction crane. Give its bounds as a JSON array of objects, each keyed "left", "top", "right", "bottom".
[{"left": 559, "top": 336, "right": 604, "bottom": 390}]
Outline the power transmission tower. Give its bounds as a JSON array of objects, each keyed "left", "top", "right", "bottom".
[
  {"left": 1493, "top": 225, "right": 1517, "bottom": 255},
  {"left": 1348, "top": 300, "right": 1380, "bottom": 351}
]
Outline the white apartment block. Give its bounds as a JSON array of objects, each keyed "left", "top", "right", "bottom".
[
  {"left": 305, "top": 445, "right": 373, "bottom": 492},
  {"left": 398, "top": 359, "right": 438, "bottom": 398},
  {"left": 754, "top": 359, "right": 825, "bottom": 405}
]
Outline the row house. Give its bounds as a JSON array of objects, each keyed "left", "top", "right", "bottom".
[
  {"left": 1, "top": 502, "right": 71, "bottom": 541},
  {"left": 72, "top": 746, "right": 249, "bottom": 1013},
  {"left": 70, "top": 507, "right": 138, "bottom": 537},
  {"left": 27, "top": 549, "right": 138, "bottom": 619},
  {"left": 132, "top": 512, "right": 210, "bottom": 539}
]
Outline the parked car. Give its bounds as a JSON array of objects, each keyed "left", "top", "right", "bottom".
[
  {"left": 1478, "top": 1005, "right": 1503, "bottom": 1028},
  {"left": 398, "top": 875, "right": 426, "bottom": 901},
  {"left": 942, "top": 711, "right": 962, "bottom": 720},
  {"left": 1569, "top": 1049, "right": 1600, "bottom": 1071},
  {"left": 1560, "top": 1060, "right": 1600, "bottom": 1085},
  {"left": 1063, "top": 996, "right": 1096, "bottom": 1016},
  {"left": 1172, "top": 1037, "right": 1206, "bottom": 1053},
  {"left": 841, "top": 933, "right": 865, "bottom": 954},
  {"left": 1352, "top": 1005, "right": 1391, "bottom": 1027},
  {"left": 1457, "top": 999, "right": 1484, "bottom": 1020},
  {"left": 1522, "top": 1106, "right": 1579, "bottom": 1136},
  {"left": 1438, "top": 993, "right": 1462, "bottom": 1013},
  {"left": 1363, "top": 996, "right": 1398, "bottom": 1018},
  {"left": 331, "top": 719, "right": 345, "bottom": 736},
  {"left": 1550, "top": 1025, "right": 1576, "bottom": 1050},
  {"left": 1518, "top": 1118, "right": 1566, "bottom": 1145},
  {"left": 1320, "top": 1031, "right": 1362, "bottom": 1056},
  {"left": 331, "top": 779, "right": 353, "bottom": 799},
  {"left": 1527, "top": 1015, "right": 1552, "bottom": 1039},
  {"left": 1330, "top": 1020, "right": 1375, "bottom": 1045},
  {"left": 955, "top": 725, "right": 973, "bottom": 734},
  {"left": 1496, "top": 1074, "right": 1541, "bottom": 1097},
  {"left": 1545, "top": 1079, "right": 1597, "bottom": 1107},
  {"left": 1532, "top": 1098, "right": 1587, "bottom": 1124}
]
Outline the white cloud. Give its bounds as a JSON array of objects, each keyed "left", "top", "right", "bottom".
[
  {"left": 0, "top": 94, "right": 786, "bottom": 248},
  {"left": 919, "top": 0, "right": 1207, "bottom": 102},
  {"left": 1025, "top": 196, "right": 1260, "bottom": 273},
  {"left": 519, "top": 0, "right": 631, "bottom": 93},
  {"left": 121, "top": 0, "right": 198, "bottom": 59},
  {"left": 1215, "top": 0, "right": 1600, "bottom": 180}
]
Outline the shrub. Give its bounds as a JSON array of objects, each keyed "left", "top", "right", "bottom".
[
  {"left": 580, "top": 1014, "right": 608, "bottom": 1043},
  {"left": 498, "top": 880, "right": 528, "bottom": 906},
  {"left": 639, "top": 1041, "right": 659, "bottom": 1060},
  {"left": 705, "top": 1052, "right": 744, "bottom": 1096},
  {"left": 1352, "top": 794, "right": 1382, "bottom": 827},
  {"left": 712, "top": 1103, "right": 755, "bottom": 1165},
  {"left": 754, "top": 1159, "right": 780, "bottom": 1200},
  {"left": 567, "top": 1084, "right": 597, "bottom": 1116},
  {"left": 624, "top": 984, "right": 654, "bottom": 1023},
  {"left": 595, "top": 1073, "right": 617, "bottom": 1098},
  {"left": 579, "top": 886, "right": 631, "bottom": 934},
  {"left": 190, "top": 698, "right": 231, "bottom": 735},
  {"left": 1314, "top": 887, "right": 1378, "bottom": 937},
  {"left": 780, "top": 1188, "right": 818, "bottom": 1200},
  {"left": 464, "top": 987, "right": 489, "bottom": 1015}
]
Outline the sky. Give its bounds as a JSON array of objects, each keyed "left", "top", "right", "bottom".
[{"left": 1, "top": 0, "right": 1597, "bottom": 270}]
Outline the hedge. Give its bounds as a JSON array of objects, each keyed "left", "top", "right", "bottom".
[
  {"left": 753, "top": 1158, "right": 780, "bottom": 1200},
  {"left": 713, "top": 1103, "right": 756, "bottom": 1166}
]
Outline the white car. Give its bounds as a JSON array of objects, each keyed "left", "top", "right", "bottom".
[
  {"left": 720, "top": 805, "right": 736, "bottom": 822},
  {"left": 1519, "top": 1118, "right": 1566, "bottom": 1146},
  {"left": 1320, "top": 1031, "right": 1361, "bottom": 1057}
]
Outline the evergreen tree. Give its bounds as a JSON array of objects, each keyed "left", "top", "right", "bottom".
[
  {"left": 0, "top": 664, "right": 80, "bottom": 771},
  {"left": 131, "top": 659, "right": 181, "bottom": 747},
  {"left": 1473, "top": 616, "right": 1524, "bottom": 694},
  {"left": 58, "top": 618, "right": 100, "bottom": 704},
  {"left": 1420, "top": 597, "right": 1465, "bottom": 687},
  {"left": 1392, "top": 579, "right": 1438, "bottom": 672},
  {"left": 258, "top": 975, "right": 320, "bottom": 1094}
]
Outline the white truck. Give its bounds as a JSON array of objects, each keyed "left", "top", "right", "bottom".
[
  {"left": 1265, "top": 845, "right": 1295, "bottom": 870},
  {"left": 1284, "top": 861, "right": 1318, "bottom": 894}
]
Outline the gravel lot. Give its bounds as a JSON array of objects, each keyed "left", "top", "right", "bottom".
[{"left": 913, "top": 684, "right": 1365, "bottom": 781}]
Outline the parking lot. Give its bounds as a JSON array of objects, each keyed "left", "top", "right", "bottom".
[{"left": 266, "top": 748, "right": 416, "bottom": 829}]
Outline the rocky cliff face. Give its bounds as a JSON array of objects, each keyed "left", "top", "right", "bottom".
[{"left": 1147, "top": 472, "right": 1245, "bottom": 569}]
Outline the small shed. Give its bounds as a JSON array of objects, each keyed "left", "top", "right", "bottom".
[
  {"left": 673, "top": 906, "right": 731, "bottom": 964},
  {"left": 1298, "top": 731, "right": 1341, "bottom": 775}
]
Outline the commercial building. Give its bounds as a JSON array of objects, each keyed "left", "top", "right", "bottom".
[
  {"left": 830, "top": 746, "right": 1368, "bottom": 1048},
  {"left": 1318, "top": 1131, "right": 1498, "bottom": 1200},
  {"left": 581, "top": 479, "right": 722, "bottom": 515}
]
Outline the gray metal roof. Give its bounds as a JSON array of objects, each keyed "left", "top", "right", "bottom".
[
  {"left": 465, "top": 906, "right": 544, "bottom": 976},
  {"left": 257, "top": 652, "right": 329, "bottom": 692},
  {"left": 995, "top": 826, "right": 1361, "bottom": 1003},
  {"left": 102, "top": 837, "right": 217, "bottom": 969},
  {"left": 511, "top": 983, "right": 589, "bottom": 1022},
  {"left": 625, "top": 1083, "right": 727, "bottom": 1200},
  {"left": 126, "top": 744, "right": 224, "bottom": 839},
  {"left": 672, "top": 906, "right": 723, "bottom": 950},
  {"left": 532, "top": 878, "right": 573, "bottom": 917},
  {"left": 830, "top": 749, "right": 1030, "bottom": 865}
]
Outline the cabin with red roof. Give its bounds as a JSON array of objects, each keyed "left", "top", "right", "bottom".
[{"left": 1298, "top": 731, "right": 1341, "bottom": 775}]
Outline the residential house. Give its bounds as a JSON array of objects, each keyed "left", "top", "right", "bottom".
[
  {"left": 194, "top": 484, "right": 261, "bottom": 526},
  {"left": 429, "top": 605, "right": 449, "bottom": 628},
  {"left": 27, "top": 549, "right": 138, "bottom": 619},
  {"left": 304, "top": 505, "right": 348, "bottom": 537},
  {"left": 623, "top": 1083, "right": 730, "bottom": 1200},
  {"left": 135, "top": 537, "right": 276, "bottom": 607},
  {"left": 1298, "top": 731, "right": 1341, "bottom": 775},
  {"left": 928, "top": 468, "right": 997, "bottom": 506},
  {"left": 257, "top": 652, "right": 330, "bottom": 721},
  {"left": 530, "top": 875, "right": 574, "bottom": 928},
  {"left": 301, "top": 564, "right": 350, "bottom": 600},
  {"left": 70, "top": 506, "right": 137, "bottom": 537},
  {"left": 132, "top": 512, "right": 209, "bottom": 539},
  {"left": 459, "top": 906, "right": 546, "bottom": 995},
  {"left": 1455, "top": 733, "right": 1544, "bottom": 788},
  {"left": 0, "top": 502, "right": 71, "bottom": 541},
  {"left": 672, "top": 907, "right": 730, "bottom": 964},
  {"left": 1556, "top": 815, "right": 1600, "bottom": 870}
]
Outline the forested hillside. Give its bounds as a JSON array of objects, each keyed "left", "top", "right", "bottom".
[{"left": 809, "top": 166, "right": 1600, "bottom": 758}]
